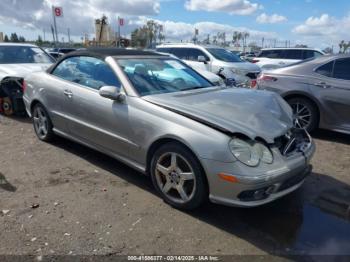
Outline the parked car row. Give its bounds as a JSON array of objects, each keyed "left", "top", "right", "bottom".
[{"left": 156, "top": 43, "right": 261, "bottom": 88}]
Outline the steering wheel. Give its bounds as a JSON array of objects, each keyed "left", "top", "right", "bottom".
[{"left": 171, "top": 78, "right": 186, "bottom": 88}]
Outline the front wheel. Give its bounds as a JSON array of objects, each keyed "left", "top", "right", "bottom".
[
  {"left": 150, "top": 143, "right": 208, "bottom": 210},
  {"left": 32, "top": 103, "right": 55, "bottom": 142}
]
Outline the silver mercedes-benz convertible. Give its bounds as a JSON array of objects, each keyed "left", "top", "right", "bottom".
[{"left": 23, "top": 48, "right": 315, "bottom": 210}]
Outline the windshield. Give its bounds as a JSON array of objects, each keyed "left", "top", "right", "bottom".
[
  {"left": 206, "top": 48, "right": 243, "bottom": 62},
  {"left": 0, "top": 46, "right": 54, "bottom": 64},
  {"left": 117, "top": 58, "right": 213, "bottom": 96}
]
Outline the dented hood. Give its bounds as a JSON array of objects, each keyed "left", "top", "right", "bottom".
[
  {"left": 144, "top": 88, "right": 293, "bottom": 143},
  {"left": 0, "top": 63, "right": 52, "bottom": 81}
]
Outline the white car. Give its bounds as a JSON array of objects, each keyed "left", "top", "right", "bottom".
[
  {"left": 252, "top": 48, "right": 325, "bottom": 70},
  {"left": 155, "top": 51, "right": 226, "bottom": 87},
  {"left": 196, "top": 68, "right": 226, "bottom": 87},
  {"left": 0, "top": 43, "right": 54, "bottom": 115},
  {"left": 156, "top": 43, "right": 260, "bottom": 87}
]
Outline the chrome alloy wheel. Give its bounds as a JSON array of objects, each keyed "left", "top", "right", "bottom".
[
  {"left": 290, "top": 102, "right": 312, "bottom": 129},
  {"left": 33, "top": 107, "right": 49, "bottom": 139},
  {"left": 155, "top": 152, "right": 196, "bottom": 204}
]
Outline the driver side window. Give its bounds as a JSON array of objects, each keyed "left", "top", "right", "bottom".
[{"left": 52, "top": 56, "right": 121, "bottom": 90}]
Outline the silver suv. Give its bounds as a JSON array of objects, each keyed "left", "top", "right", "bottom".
[
  {"left": 156, "top": 43, "right": 261, "bottom": 87},
  {"left": 253, "top": 48, "right": 325, "bottom": 70}
]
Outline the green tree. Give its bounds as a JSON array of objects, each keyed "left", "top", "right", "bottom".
[
  {"left": 339, "top": 40, "right": 350, "bottom": 53},
  {"left": 18, "top": 36, "right": 26, "bottom": 42},
  {"left": 130, "top": 20, "right": 164, "bottom": 48},
  {"left": 10, "top": 33, "right": 19, "bottom": 42},
  {"left": 36, "top": 35, "right": 43, "bottom": 46},
  {"left": 4, "top": 35, "right": 9, "bottom": 42},
  {"left": 131, "top": 27, "right": 148, "bottom": 48}
]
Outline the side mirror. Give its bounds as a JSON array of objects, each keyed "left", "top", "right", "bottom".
[
  {"left": 99, "top": 86, "right": 125, "bottom": 102},
  {"left": 198, "top": 55, "right": 207, "bottom": 63}
]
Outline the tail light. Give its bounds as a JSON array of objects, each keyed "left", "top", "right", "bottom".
[
  {"left": 257, "top": 74, "right": 277, "bottom": 82},
  {"left": 22, "top": 80, "right": 27, "bottom": 92},
  {"left": 252, "top": 59, "right": 259, "bottom": 63},
  {"left": 250, "top": 79, "right": 257, "bottom": 89}
]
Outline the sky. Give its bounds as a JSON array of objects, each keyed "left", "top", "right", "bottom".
[{"left": 0, "top": 0, "right": 349, "bottom": 50}]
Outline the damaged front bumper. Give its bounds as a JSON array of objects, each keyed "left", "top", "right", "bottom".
[{"left": 202, "top": 129, "right": 315, "bottom": 207}]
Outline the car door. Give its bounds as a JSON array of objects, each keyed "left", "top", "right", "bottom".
[
  {"left": 183, "top": 48, "right": 211, "bottom": 71},
  {"left": 313, "top": 58, "right": 350, "bottom": 130},
  {"left": 51, "top": 56, "right": 133, "bottom": 157}
]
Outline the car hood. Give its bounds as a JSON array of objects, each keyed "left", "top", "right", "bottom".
[
  {"left": 0, "top": 63, "right": 52, "bottom": 81},
  {"left": 144, "top": 88, "right": 293, "bottom": 143},
  {"left": 218, "top": 61, "right": 261, "bottom": 72}
]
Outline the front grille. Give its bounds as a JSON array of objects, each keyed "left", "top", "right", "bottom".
[
  {"left": 274, "top": 128, "right": 311, "bottom": 156},
  {"left": 246, "top": 72, "right": 260, "bottom": 79}
]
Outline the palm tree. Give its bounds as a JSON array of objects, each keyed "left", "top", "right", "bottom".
[{"left": 232, "top": 31, "right": 241, "bottom": 46}]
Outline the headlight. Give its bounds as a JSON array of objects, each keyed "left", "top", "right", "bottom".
[{"left": 229, "top": 138, "right": 273, "bottom": 166}]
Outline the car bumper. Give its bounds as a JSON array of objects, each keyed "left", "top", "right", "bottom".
[{"left": 201, "top": 141, "right": 315, "bottom": 207}]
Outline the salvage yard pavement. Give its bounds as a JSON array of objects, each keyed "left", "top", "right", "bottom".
[{"left": 1, "top": 115, "right": 350, "bottom": 257}]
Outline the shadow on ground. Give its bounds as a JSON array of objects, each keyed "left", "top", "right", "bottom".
[
  {"left": 312, "top": 129, "right": 350, "bottom": 145},
  {"left": 0, "top": 114, "right": 31, "bottom": 124},
  {"left": 0, "top": 172, "right": 17, "bottom": 192},
  {"left": 50, "top": 135, "right": 350, "bottom": 256}
]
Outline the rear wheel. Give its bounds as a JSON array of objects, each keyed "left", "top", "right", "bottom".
[
  {"left": 150, "top": 143, "right": 208, "bottom": 210},
  {"left": 287, "top": 97, "right": 318, "bottom": 132},
  {"left": 32, "top": 103, "right": 55, "bottom": 142},
  {"left": 2, "top": 97, "right": 13, "bottom": 116}
]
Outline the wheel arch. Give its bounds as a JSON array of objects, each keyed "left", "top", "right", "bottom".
[
  {"left": 146, "top": 136, "right": 208, "bottom": 184},
  {"left": 30, "top": 99, "right": 43, "bottom": 114}
]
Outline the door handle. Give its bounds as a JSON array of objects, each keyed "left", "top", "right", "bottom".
[
  {"left": 314, "top": 82, "right": 331, "bottom": 88},
  {"left": 63, "top": 90, "right": 73, "bottom": 98}
]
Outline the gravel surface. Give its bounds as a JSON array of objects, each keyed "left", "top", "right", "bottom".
[{"left": 1, "top": 115, "right": 350, "bottom": 258}]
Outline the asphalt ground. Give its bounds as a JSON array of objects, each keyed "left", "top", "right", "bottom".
[{"left": 1, "top": 114, "right": 350, "bottom": 259}]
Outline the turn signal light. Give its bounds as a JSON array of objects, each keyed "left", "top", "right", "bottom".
[
  {"left": 257, "top": 74, "right": 277, "bottom": 82},
  {"left": 218, "top": 173, "right": 239, "bottom": 183},
  {"left": 22, "top": 80, "right": 27, "bottom": 92}
]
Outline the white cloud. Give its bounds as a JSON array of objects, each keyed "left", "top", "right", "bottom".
[
  {"left": 256, "top": 13, "right": 287, "bottom": 24},
  {"left": 0, "top": 0, "right": 276, "bottom": 43},
  {"left": 0, "top": 0, "right": 161, "bottom": 36},
  {"left": 185, "top": 0, "right": 261, "bottom": 15},
  {"left": 293, "top": 14, "right": 336, "bottom": 35},
  {"left": 138, "top": 18, "right": 277, "bottom": 41},
  {"left": 292, "top": 14, "right": 350, "bottom": 48}
]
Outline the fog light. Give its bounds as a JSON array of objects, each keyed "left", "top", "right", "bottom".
[
  {"left": 253, "top": 189, "right": 266, "bottom": 200},
  {"left": 265, "top": 185, "right": 277, "bottom": 194}
]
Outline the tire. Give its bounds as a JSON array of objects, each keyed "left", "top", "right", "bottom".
[
  {"left": 32, "top": 103, "right": 55, "bottom": 142},
  {"left": 286, "top": 97, "right": 318, "bottom": 133},
  {"left": 2, "top": 97, "right": 13, "bottom": 116},
  {"left": 150, "top": 142, "right": 208, "bottom": 210}
]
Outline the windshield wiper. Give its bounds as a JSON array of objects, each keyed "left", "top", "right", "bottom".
[{"left": 182, "top": 86, "right": 205, "bottom": 91}]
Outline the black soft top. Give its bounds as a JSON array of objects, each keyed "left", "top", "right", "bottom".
[
  {"left": 64, "top": 48, "right": 161, "bottom": 59},
  {"left": 47, "top": 48, "right": 165, "bottom": 73}
]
